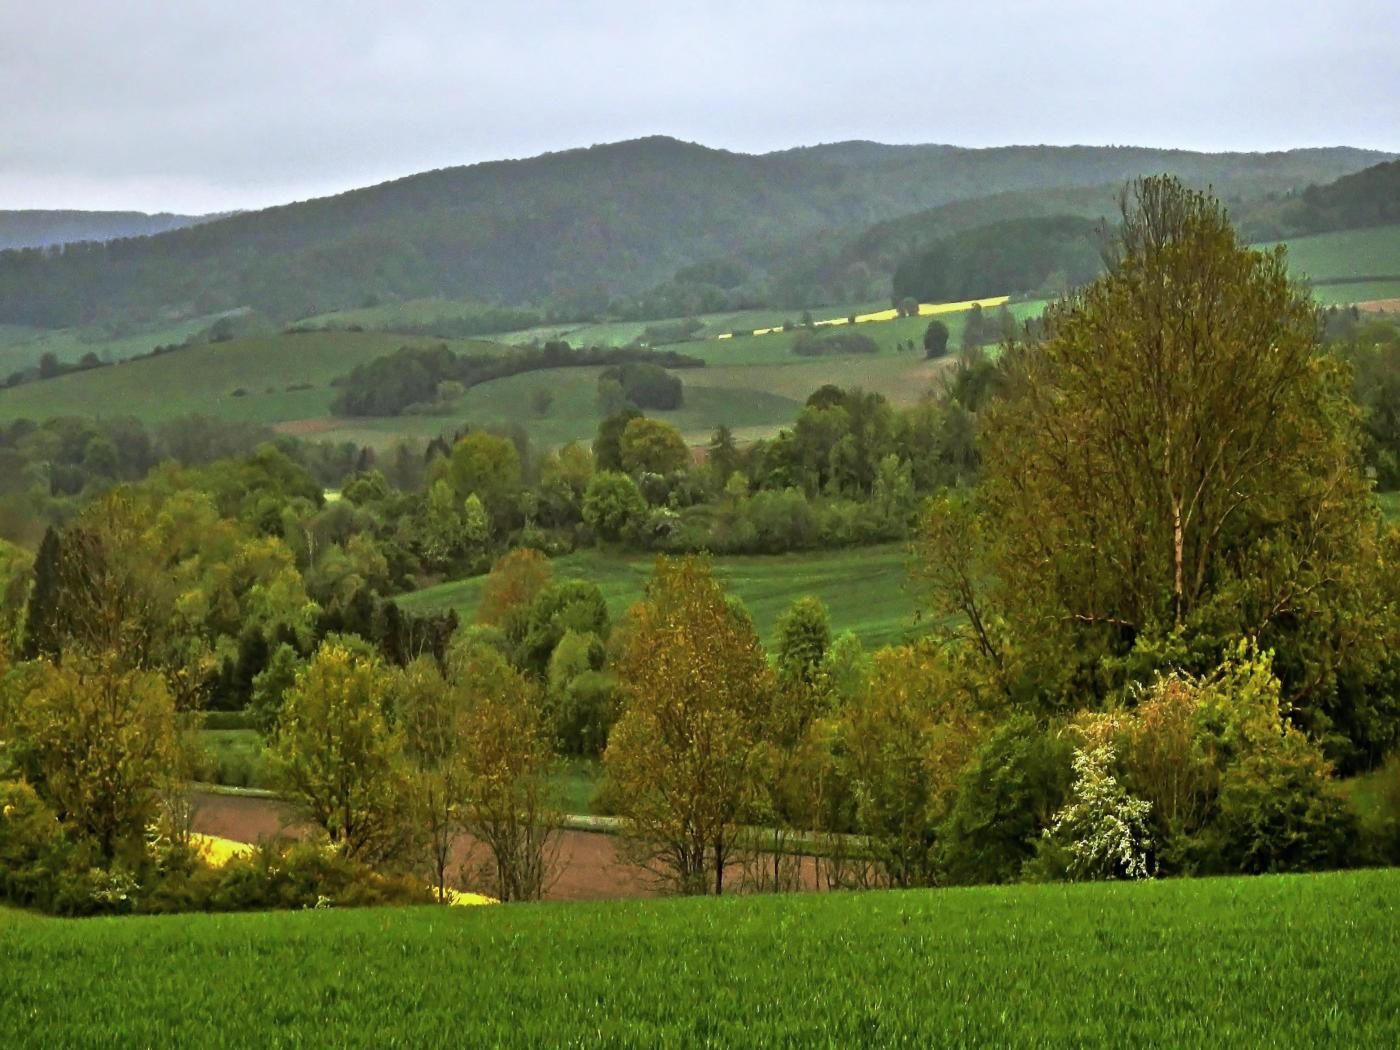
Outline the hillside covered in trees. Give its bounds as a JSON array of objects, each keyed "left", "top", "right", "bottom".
[
  {"left": 0, "top": 138, "right": 1388, "bottom": 328},
  {"left": 0, "top": 210, "right": 213, "bottom": 251}
]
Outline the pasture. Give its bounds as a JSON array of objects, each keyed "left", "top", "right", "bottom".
[
  {"left": 1273, "top": 225, "right": 1400, "bottom": 304},
  {"left": 0, "top": 301, "right": 1003, "bottom": 451},
  {"left": 0, "top": 314, "right": 235, "bottom": 376},
  {"left": 0, "top": 869, "right": 1394, "bottom": 1046},
  {"left": 401, "top": 543, "right": 922, "bottom": 650},
  {"left": 0, "top": 330, "right": 501, "bottom": 430}
]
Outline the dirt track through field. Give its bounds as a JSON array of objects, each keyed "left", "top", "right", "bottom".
[{"left": 191, "top": 791, "right": 822, "bottom": 901}]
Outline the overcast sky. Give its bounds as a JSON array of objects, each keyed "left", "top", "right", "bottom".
[{"left": 3, "top": 0, "right": 1397, "bottom": 214}]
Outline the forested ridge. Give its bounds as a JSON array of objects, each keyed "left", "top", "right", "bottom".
[{"left": 0, "top": 137, "right": 1387, "bottom": 328}]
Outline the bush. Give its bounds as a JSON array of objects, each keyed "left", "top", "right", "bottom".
[
  {"left": 791, "top": 330, "right": 878, "bottom": 357},
  {"left": 599, "top": 362, "right": 684, "bottom": 410},
  {"left": 1204, "top": 731, "right": 1356, "bottom": 874},
  {"left": 0, "top": 780, "right": 68, "bottom": 909},
  {"left": 1042, "top": 742, "right": 1154, "bottom": 881},
  {"left": 553, "top": 670, "right": 622, "bottom": 757},
  {"left": 207, "top": 841, "right": 432, "bottom": 912},
  {"left": 939, "top": 717, "right": 1073, "bottom": 885},
  {"left": 582, "top": 472, "right": 646, "bottom": 543}
]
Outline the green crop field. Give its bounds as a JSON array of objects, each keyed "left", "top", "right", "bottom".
[
  {"left": 1272, "top": 225, "right": 1400, "bottom": 304},
  {"left": 0, "top": 330, "right": 502, "bottom": 430},
  {"left": 0, "top": 314, "right": 239, "bottom": 376},
  {"left": 0, "top": 309, "right": 986, "bottom": 451},
  {"left": 0, "top": 870, "right": 1394, "bottom": 1046},
  {"left": 488, "top": 299, "right": 894, "bottom": 348},
  {"left": 401, "top": 544, "right": 922, "bottom": 650}
]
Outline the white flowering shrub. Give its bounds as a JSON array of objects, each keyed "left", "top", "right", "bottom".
[{"left": 1045, "top": 742, "right": 1154, "bottom": 881}]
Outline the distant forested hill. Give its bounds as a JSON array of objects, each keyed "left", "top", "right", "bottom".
[
  {"left": 1239, "top": 159, "right": 1400, "bottom": 240},
  {"left": 890, "top": 215, "right": 1104, "bottom": 303},
  {"left": 0, "top": 210, "right": 213, "bottom": 251},
  {"left": 0, "top": 137, "right": 1388, "bottom": 327}
]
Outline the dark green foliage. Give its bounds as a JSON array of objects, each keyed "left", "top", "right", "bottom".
[
  {"left": 0, "top": 780, "right": 68, "bottom": 910},
  {"left": 939, "top": 717, "right": 1074, "bottom": 885},
  {"left": 892, "top": 216, "right": 1103, "bottom": 302},
  {"left": 1246, "top": 159, "right": 1400, "bottom": 240},
  {"left": 331, "top": 342, "right": 701, "bottom": 417},
  {"left": 550, "top": 669, "right": 621, "bottom": 758},
  {"left": 582, "top": 472, "right": 646, "bottom": 542},
  {"left": 1203, "top": 735, "right": 1356, "bottom": 874},
  {"left": 773, "top": 596, "right": 832, "bottom": 690},
  {"left": 593, "top": 409, "right": 643, "bottom": 472},
  {"left": 790, "top": 328, "right": 878, "bottom": 356},
  {"left": 2, "top": 138, "right": 1380, "bottom": 329},
  {"left": 597, "top": 362, "right": 684, "bottom": 410},
  {"left": 1333, "top": 314, "right": 1400, "bottom": 488},
  {"left": 519, "top": 581, "right": 610, "bottom": 676},
  {"left": 0, "top": 209, "right": 208, "bottom": 251},
  {"left": 922, "top": 319, "right": 950, "bottom": 358}
]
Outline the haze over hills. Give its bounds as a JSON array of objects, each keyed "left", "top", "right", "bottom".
[
  {"left": 0, "top": 136, "right": 1391, "bottom": 330},
  {"left": 0, "top": 210, "right": 215, "bottom": 251}
]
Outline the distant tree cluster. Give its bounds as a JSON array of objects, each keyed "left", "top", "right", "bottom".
[
  {"left": 596, "top": 361, "right": 684, "bottom": 411},
  {"left": 790, "top": 329, "right": 879, "bottom": 356},
  {"left": 331, "top": 341, "right": 702, "bottom": 417}
]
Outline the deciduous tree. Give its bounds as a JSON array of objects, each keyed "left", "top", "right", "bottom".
[
  {"left": 604, "top": 557, "right": 772, "bottom": 894},
  {"left": 270, "top": 641, "right": 415, "bottom": 864}
]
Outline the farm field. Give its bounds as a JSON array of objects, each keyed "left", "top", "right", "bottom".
[
  {"left": 1314, "top": 280, "right": 1400, "bottom": 307},
  {"left": 1, "top": 869, "right": 1394, "bottom": 1046},
  {"left": 0, "top": 313, "right": 237, "bottom": 376},
  {"left": 0, "top": 298, "right": 1017, "bottom": 451},
  {"left": 401, "top": 543, "right": 922, "bottom": 650},
  {"left": 0, "top": 330, "right": 502, "bottom": 430},
  {"left": 1270, "top": 225, "right": 1400, "bottom": 304}
]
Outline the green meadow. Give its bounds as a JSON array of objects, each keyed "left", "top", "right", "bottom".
[
  {"left": 0, "top": 330, "right": 501, "bottom": 431},
  {"left": 0, "top": 314, "right": 236, "bottom": 376},
  {"left": 1, "top": 870, "right": 1394, "bottom": 1047},
  {"left": 401, "top": 543, "right": 922, "bottom": 650},
  {"left": 1270, "top": 225, "right": 1400, "bottom": 304}
]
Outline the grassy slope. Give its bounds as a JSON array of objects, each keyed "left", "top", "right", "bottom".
[
  {"left": 0, "top": 331, "right": 503, "bottom": 429},
  {"left": 1269, "top": 225, "right": 1400, "bottom": 305},
  {"left": 0, "top": 314, "right": 233, "bottom": 375},
  {"left": 402, "top": 544, "right": 920, "bottom": 650},
  {"left": 1, "top": 870, "right": 1395, "bottom": 1046},
  {"left": 0, "top": 299, "right": 1027, "bottom": 450}
]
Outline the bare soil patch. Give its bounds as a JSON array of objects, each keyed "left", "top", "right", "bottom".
[{"left": 190, "top": 791, "right": 823, "bottom": 901}]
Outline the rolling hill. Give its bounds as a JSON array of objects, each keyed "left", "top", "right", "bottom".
[{"left": 0, "top": 138, "right": 1387, "bottom": 328}]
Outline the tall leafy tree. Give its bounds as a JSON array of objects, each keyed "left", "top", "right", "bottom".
[
  {"left": 270, "top": 641, "right": 415, "bottom": 864},
  {"left": 604, "top": 556, "right": 772, "bottom": 894},
  {"left": 919, "top": 176, "right": 1400, "bottom": 766}
]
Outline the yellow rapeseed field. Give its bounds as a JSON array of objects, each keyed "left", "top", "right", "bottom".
[
  {"left": 722, "top": 295, "right": 1012, "bottom": 340},
  {"left": 190, "top": 832, "right": 498, "bottom": 904},
  {"left": 189, "top": 832, "right": 253, "bottom": 867}
]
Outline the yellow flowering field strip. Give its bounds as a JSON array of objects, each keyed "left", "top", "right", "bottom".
[
  {"left": 189, "top": 832, "right": 253, "bottom": 867},
  {"left": 722, "top": 295, "right": 1012, "bottom": 339}
]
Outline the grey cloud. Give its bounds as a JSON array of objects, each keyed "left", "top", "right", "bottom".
[{"left": 1, "top": 0, "right": 1396, "bottom": 212}]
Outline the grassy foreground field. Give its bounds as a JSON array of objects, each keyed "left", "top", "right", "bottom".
[
  {"left": 401, "top": 544, "right": 922, "bottom": 649},
  {"left": 1, "top": 870, "right": 1394, "bottom": 1046}
]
